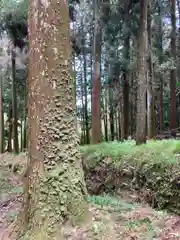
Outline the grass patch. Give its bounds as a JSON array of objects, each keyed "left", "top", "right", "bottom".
[
  {"left": 81, "top": 140, "right": 179, "bottom": 167},
  {"left": 88, "top": 194, "right": 136, "bottom": 211},
  {"left": 82, "top": 140, "right": 180, "bottom": 214}
]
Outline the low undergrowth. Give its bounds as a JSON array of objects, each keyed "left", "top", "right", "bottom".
[
  {"left": 82, "top": 139, "right": 180, "bottom": 214},
  {"left": 0, "top": 151, "right": 180, "bottom": 239}
]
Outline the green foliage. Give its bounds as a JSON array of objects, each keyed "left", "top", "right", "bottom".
[
  {"left": 81, "top": 140, "right": 177, "bottom": 167},
  {"left": 88, "top": 194, "right": 136, "bottom": 211},
  {"left": 127, "top": 218, "right": 152, "bottom": 230},
  {"left": 82, "top": 140, "right": 180, "bottom": 214},
  {"left": 173, "top": 142, "right": 180, "bottom": 154},
  {"left": 0, "top": 0, "right": 28, "bottom": 48}
]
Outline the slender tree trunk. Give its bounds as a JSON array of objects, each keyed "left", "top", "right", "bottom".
[
  {"left": 82, "top": 31, "right": 90, "bottom": 144},
  {"left": 170, "top": 0, "right": 177, "bottom": 130},
  {"left": 23, "top": 91, "right": 27, "bottom": 151},
  {"left": 130, "top": 72, "right": 135, "bottom": 136},
  {"left": 177, "top": 0, "right": 180, "bottom": 126},
  {"left": 92, "top": 0, "right": 102, "bottom": 143},
  {"left": 104, "top": 87, "right": 108, "bottom": 141},
  {"left": 123, "top": 74, "right": 129, "bottom": 139},
  {"left": 123, "top": 37, "right": 130, "bottom": 140},
  {"left": 7, "top": 103, "right": 12, "bottom": 152},
  {"left": 20, "top": 117, "right": 23, "bottom": 152},
  {"left": 80, "top": 72, "right": 85, "bottom": 144},
  {"left": 109, "top": 85, "right": 114, "bottom": 141},
  {"left": 115, "top": 110, "right": 118, "bottom": 140},
  {"left": 11, "top": 49, "right": 19, "bottom": 153},
  {"left": 23, "top": 116, "right": 27, "bottom": 151},
  {"left": 136, "top": 0, "right": 147, "bottom": 145},
  {"left": 156, "top": 3, "right": 164, "bottom": 132},
  {"left": 19, "top": 0, "right": 89, "bottom": 237},
  {"left": 147, "top": 4, "right": 155, "bottom": 139},
  {"left": 0, "top": 75, "right": 4, "bottom": 153},
  {"left": 119, "top": 85, "right": 124, "bottom": 140}
]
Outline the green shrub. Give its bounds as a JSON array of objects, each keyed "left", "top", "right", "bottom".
[{"left": 82, "top": 140, "right": 180, "bottom": 214}]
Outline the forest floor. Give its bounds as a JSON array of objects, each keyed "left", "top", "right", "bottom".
[{"left": 0, "top": 153, "right": 180, "bottom": 239}]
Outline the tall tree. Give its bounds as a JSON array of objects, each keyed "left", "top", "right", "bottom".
[
  {"left": 170, "top": 0, "right": 177, "bottom": 130},
  {"left": 136, "top": 0, "right": 147, "bottom": 145},
  {"left": 123, "top": 37, "right": 130, "bottom": 140},
  {"left": 7, "top": 103, "right": 13, "bottom": 152},
  {"left": 11, "top": 49, "right": 19, "bottom": 153},
  {"left": 157, "top": 2, "right": 164, "bottom": 132},
  {"left": 92, "top": 0, "right": 102, "bottom": 143},
  {"left": 147, "top": 3, "right": 155, "bottom": 139},
  {"left": 19, "top": 0, "right": 89, "bottom": 237}
]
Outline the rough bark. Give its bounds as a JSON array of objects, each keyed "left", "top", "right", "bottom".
[
  {"left": 170, "top": 0, "right": 177, "bottom": 129},
  {"left": 136, "top": 0, "right": 147, "bottom": 145},
  {"left": 19, "top": 0, "right": 89, "bottom": 238}
]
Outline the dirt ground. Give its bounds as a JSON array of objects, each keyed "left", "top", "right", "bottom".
[{"left": 0, "top": 153, "right": 180, "bottom": 240}]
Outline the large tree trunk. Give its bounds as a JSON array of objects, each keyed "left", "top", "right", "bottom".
[
  {"left": 92, "top": 0, "right": 102, "bottom": 143},
  {"left": 19, "top": 0, "right": 89, "bottom": 238},
  {"left": 136, "top": 0, "right": 147, "bottom": 145},
  {"left": 170, "top": 0, "right": 177, "bottom": 129}
]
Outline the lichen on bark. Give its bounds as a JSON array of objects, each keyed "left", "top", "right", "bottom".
[{"left": 18, "top": 0, "right": 89, "bottom": 238}]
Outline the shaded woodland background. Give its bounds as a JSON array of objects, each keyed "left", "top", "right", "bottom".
[{"left": 1, "top": 1, "right": 180, "bottom": 239}]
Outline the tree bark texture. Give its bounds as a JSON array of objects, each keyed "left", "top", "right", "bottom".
[{"left": 19, "top": 0, "right": 89, "bottom": 238}]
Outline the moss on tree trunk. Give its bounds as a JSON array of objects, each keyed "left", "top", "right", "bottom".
[{"left": 18, "top": 0, "right": 89, "bottom": 238}]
